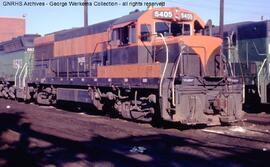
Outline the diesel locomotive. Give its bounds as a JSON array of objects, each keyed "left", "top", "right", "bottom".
[
  {"left": 0, "top": 7, "right": 244, "bottom": 126},
  {"left": 214, "top": 20, "right": 270, "bottom": 106}
]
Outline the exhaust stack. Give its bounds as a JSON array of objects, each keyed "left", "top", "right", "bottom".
[
  {"left": 219, "top": 0, "right": 224, "bottom": 38},
  {"left": 84, "top": 0, "right": 88, "bottom": 27}
]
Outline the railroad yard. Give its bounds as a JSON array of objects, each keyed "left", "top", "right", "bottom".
[{"left": 0, "top": 98, "right": 268, "bottom": 167}]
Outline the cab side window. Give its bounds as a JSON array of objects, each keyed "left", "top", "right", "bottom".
[
  {"left": 111, "top": 27, "right": 128, "bottom": 45},
  {"left": 119, "top": 26, "right": 129, "bottom": 45},
  {"left": 183, "top": 24, "right": 191, "bottom": 35},
  {"left": 111, "top": 24, "right": 136, "bottom": 45},
  {"left": 141, "top": 24, "right": 151, "bottom": 42},
  {"left": 171, "top": 22, "right": 183, "bottom": 36},
  {"left": 155, "top": 22, "right": 170, "bottom": 36}
]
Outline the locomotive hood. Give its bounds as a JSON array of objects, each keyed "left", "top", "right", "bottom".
[
  {"left": 178, "top": 36, "right": 223, "bottom": 67},
  {"left": 152, "top": 35, "right": 223, "bottom": 77}
]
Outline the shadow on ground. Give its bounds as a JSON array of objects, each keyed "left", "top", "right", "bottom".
[
  {"left": 0, "top": 112, "right": 269, "bottom": 167},
  {"left": 244, "top": 103, "right": 270, "bottom": 114}
]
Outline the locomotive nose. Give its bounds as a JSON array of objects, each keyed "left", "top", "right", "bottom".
[
  {"left": 168, "top": 36, "right": 243, "bottom": 125},
  {"left": 178, "top": 36, "right": 223, "bottom": 68}
]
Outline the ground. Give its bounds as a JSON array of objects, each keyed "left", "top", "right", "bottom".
[{"left": 0, "top": 98, "right": 269, "bottom": 167}]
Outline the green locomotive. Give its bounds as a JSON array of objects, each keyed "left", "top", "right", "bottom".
[
  {"left": 0, "top": 35, "right": 39, "bottom": 99},
  {"left": 215, "top": 20, "right": 270, "bottom": 106}
]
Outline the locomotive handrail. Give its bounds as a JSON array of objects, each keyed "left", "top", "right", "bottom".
[
  {"left": 171, "top": 44, "right": 186, "bottom": 106},
  {"left": 226, "top": 31, "right": 247, "bottom": 84},
  {"left": 86, "top": 41, "right": 109, "bottom": 77},
  {"left": 14, "top": 64, "right": 20, "bottom": 87},
  {"left": 252, "top": 41, "right": 267, "bottom": 56},
  {"left": 171, "top": 45, "right": 208, "bottom": 106},
  {"left": 18, "top": 63, "right": 27, "bottom": 88},
  {"left": 91, "top": 41, "right": 108, "bottom": 58},
  {"left": 22, "top": 64, "right": 28, "bottom": 88},
  {"left": 159, "top": 33, "right": 169, "bottom": 97},
  {"left": 226, "top": 35, "right": 235, "bottom": 77},
  {"left": 138, "top": 35, "right": 155, "bottom": 62},
  {"left": 257, "top": 58, "right": 267, "bottom": 97}
]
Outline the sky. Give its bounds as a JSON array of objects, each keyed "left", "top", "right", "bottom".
[{"left": 0, "top": 0, "right": 269, "bottom": 35}]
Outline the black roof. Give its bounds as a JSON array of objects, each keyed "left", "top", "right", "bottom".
[
  {"left": 0, "top": 34, "right": 40, "bottom": 47},
  {"left": 54, "top": 10, "right": 145, "bottom": 41},
  {"left": 238, "top": 20, "right": 270, "bottom": 30},
  {"left": 213, "top": 20, "right": 270, "bottom": 37},
  {"left": 238, "top": 20, "right": 270, "bottom": 39},
  {"left": 212, "top": 21, "right": 253, "bottom": 36},
  {"left": 0, "top": 34, "right": 40, "bottom": 53},
  {"left": 54, "top": 19, "right": 117, "bottom": 41},
  {"left": 112, "top": 10, "right": 145, "bottom": 25}
]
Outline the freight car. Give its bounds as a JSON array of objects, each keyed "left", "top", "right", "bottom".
[
  {"left": 0, "top": 34, "right": 40, "bottom": 99},
  {"left": 1, "top": 7, "right": 244, "bottom": 126},
  {"left": 214, "top": 20, "right": 270, "bottom": 106}
]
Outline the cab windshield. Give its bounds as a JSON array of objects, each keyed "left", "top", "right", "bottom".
[{"left": 155, "top": 22, "right": 191, "bottom": 37}]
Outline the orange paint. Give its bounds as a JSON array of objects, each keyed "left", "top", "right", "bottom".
[
  {"left": 34, "top": 34, "right": 55, "bottom": 46},
  {"left": 34, "top": 6, "right": 222, "bottom": 74},
  {"left": 54, "top": 32, "right": 108, "bottom": 57},
  {"left": 97, "top": 63, "right": 161, "bottom": 78},
  {"left": 178, "top": 36, "right": 222, "bottom": 67}
]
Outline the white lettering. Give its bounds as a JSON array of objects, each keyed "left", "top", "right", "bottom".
[
  {"left": 154, "top": 11, "right": 173, "bottom": 19},
  {"left": 13, "top": 59, "right": 23, "bottom": 69},
  {"left": 180, "top": 13, "right": 193, "bottom": 21}
]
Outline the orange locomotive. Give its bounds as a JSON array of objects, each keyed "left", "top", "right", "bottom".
[{"left": 29, "top": 7, "right": 244, "bottom": 125}]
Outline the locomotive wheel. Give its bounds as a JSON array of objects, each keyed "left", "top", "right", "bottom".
[
  {"left": 36, "top": 92, "right": 51, "bottom": 105},
  {"left": 102, "top": 100, "right": 119, "bottom": 118},
  {"left": 8, "top": 87, "right": 16, "bottom": 99},
  {"left": 129, "top": 107, "right": 155, "bottom": 122},
  {"left": 2, "top": 88, "right": 9, "bottom": 98}
]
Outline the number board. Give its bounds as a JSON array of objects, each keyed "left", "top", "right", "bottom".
[
  {"left": 78, "top": 57, "right": 86, "bottom": 66},
  {"left": 153, "top": 11, "right": 173, "bottom": 19},
  {"left": 27, "top": 48, "right": 34, "bottom": 52},
  {"left": 180, "top": 12, "right": 193, "bottom": 21}
]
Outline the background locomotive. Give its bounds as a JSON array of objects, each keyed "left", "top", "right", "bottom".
[
  {"left": 214, "top": 20, "right": 270, "bottom": 107},
  {"left": 0, "top": 7, "right": 244, "bottom": 126},
  {"left": 0, "top": 34, "right": 39, "bottom": 99}
]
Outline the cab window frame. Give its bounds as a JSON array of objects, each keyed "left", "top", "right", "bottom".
[
  {"left": 155, "top": 22, "right": 171, "bottom": 36},
  {"left": 140, "top": 24, "right": 151, "bottom": 42},
  {"left": 111, "top": 23, "right": 137, "bottom": 46},
  {"left": 129, "top": 24, "right": 137, "bottom": 43},
  {"left": 154, "top": 21, "right": 191, "bottom": 37}
]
